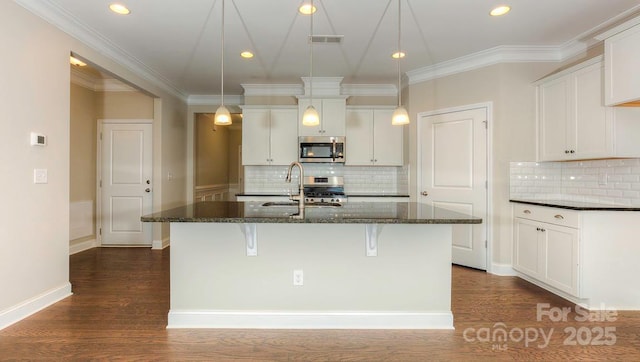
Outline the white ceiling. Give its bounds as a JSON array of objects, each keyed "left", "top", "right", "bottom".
[{"left": 17, "top": 0, "right": 640, "bottom": 98}]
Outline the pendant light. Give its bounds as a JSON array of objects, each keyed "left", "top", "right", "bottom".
[
  {"left": 392, "top": 0, "right": 409, "bottom": 126},
  {"left": 214, "top": 0, "right": 231, "bottom": 126},
  {"left": 302, "top": 0, "right": 320, "bottom": 127}
]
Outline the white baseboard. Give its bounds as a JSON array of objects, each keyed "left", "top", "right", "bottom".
[
  {"left": 69, "top": 238, "right": 98, "bottom": 255},
  {"left": 167, "top": 310, "right": 454, "bottom": 329},
  {"left": 489, "top": 263, "right": 516, "bottom": 276},
  {"left": 0, "top": 283, "right": 72, "bottom": 330},
  {"left": 152, "top": 238, "right": 170, "bottom": 250}
]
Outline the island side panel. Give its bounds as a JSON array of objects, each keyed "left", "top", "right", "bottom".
[{"left": 169, "top": 222, "right": 452, "bottom": 328}]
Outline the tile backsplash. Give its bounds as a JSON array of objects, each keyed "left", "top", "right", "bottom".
[
  {"left": 244, "top": 164, "right": 409, "bottom": 195},
  {"left": 510, "top": 159, "right": 640, "bottom": 206}
]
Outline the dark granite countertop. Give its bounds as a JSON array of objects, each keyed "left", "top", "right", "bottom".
[
  {"left": 142, "top": 201, "right": 482, "bottom": 224},
  {"left": 347, "top": 194, "right": 410, "bottom": 198},
  {"left": 235, "top": 193, "right": 289, "bottom": 197},
  {"left": 236, "top": 193, "right": 410, "bottom": 198},
  {"left": 510, "top": 199, "right": 640, "bottom": 211}
]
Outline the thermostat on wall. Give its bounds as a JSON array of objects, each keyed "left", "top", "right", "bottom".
[{"left": 30, "top": 132, "right": 46, "bottom": 146}]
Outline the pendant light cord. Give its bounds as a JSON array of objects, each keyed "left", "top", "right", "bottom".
[
  {"left": 397, "top": 0, "right": 402, "bottom": 107},
  {"left": 309, "top": 0, "right": 314, "bottom": 101},
  {"left": 220, "top": 0, "right": 225, "bottom": 106}
]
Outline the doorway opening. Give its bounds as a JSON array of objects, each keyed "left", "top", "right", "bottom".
[
  {"left": 69, "top": 53, "right": 156, "bottom": 252},
  {"left": 193, "top": 113, "right": 243, "bottom": 201}
]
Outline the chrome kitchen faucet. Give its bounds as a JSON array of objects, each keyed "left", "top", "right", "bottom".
[{"left": 285, "top": 161, "right": 305, "bottom": 212}]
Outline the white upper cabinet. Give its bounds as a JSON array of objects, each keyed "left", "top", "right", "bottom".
[
  {"left": 604, "top": 23, "right": 640, "bottom": 106},
  {"left": 345, "top": 108, "right": 403, "bottom": 166},
  {"left": 298, "top": 98, "right": 346, "bottom": 136},
  {"left": 537, "top": 58, "right": 640, "bottom": 161},
  {"left": 242, "top": 107, "right": 298, "bottom": 165}
]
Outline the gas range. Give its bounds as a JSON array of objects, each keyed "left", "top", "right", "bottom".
[{"left": 303, "top": 176, "right": 347, "bottom": 204}]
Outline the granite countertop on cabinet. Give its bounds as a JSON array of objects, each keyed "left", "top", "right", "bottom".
[
  {"left": 510, "top": 199, "right": 640, "bottom": 211},
  {"left": 347, "top": 194, "right": 410, "bottom": 198},
  {"left": 142, "top": 201, "right": 481, "bottom": 224}
]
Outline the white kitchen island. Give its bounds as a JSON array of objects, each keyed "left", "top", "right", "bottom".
[{"left": 142, "top": 201, "right": 481, "bottom": 329}]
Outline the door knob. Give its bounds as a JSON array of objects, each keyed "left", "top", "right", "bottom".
[
  {"left": 421, "top": 191, "right": 429, "bottom": 196},
  {"left": 146, "top": 180, "right": 151, "bottom": 184},
  {"left": 145, "top": 188, "right": 151, "bottom": 193}
]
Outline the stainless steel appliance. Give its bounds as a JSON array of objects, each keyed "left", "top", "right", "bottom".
[
  {"left": 299, "top": 136, "right": 345, "bottom": 163},
  {"left": 303, "top": 176, "right": 347, "bottom": 204}
]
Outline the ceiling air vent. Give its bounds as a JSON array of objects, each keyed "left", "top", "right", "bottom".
[{"left": 310, "top": 35, "right": 344, "bottom": 44}]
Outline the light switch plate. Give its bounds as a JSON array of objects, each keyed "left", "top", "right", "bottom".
[
  {"left": 30, "top": 132, "right": 46, "bottom": 146},
  {"left": 34, "top": 169, "right": 48, "bottom": 184}
]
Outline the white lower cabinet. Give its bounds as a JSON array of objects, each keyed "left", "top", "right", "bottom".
[
  {"left": 512, "top": 202, "right": 640, "bottom": 309},
  {"left": 513, "top": 204, "right": 580, "bottom": 298}
]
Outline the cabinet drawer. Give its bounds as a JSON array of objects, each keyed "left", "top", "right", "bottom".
[{"left": 513, "top": 203, "right": 580, "bottom": 228}]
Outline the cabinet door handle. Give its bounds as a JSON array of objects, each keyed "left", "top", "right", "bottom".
[
  {"left": 564, "top": 150, "right": 569, "bottom": 154},
  {"left": 523, "top": 210, "right": 531, "bottom": 214},
  {"left": 554, "top": 214, "right": 564, "bottom": 220},
  {"left": 570, "top": 150, "right": 575, "bottom": 154}
]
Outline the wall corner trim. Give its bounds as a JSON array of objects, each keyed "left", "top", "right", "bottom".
[{"left": 489, "top": 263, "right": 517, "bottom": 276}]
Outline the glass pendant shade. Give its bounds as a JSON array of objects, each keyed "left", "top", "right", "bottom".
[
  {"left": 391, "top": 106, "right": 409, "bottom": 126},
  {"left": 214, "top": 105, "right": 232, "bottom": 125},
  {"left": 302, "top": 105, "right": 320, "bottom": 126}
]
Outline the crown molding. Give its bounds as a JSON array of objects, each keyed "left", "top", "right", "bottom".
[
  {"left": 13, "top": 0, "right": 187, "bottom": 101},
  {"left": 241, "top": 82, "right": 396, "bottom": 97},
  {"left": 406, "top": 45, "right": 571, "bottom": 85},
  {"left": 341, "top": 84, "right": 397, "bottom": 97},
  {"left": 187, "top": 95, "right": 245, "bottom": 106},
  {"left": 594, "top": 14, "right": 640, "bottom": 40},
  {"left": 241, "top": 84, "right": 303, "bottom": 96},
  {"left": 301, "top": 77, "right": 343, "bottom": 97},
  {"left": 71, "top": 67, "right": 137, "bottom": 92},
  {"left": 70, "top": 67, "right": 97, "bottom": 90}
]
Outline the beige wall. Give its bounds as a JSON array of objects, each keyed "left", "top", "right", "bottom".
[
  {"left": 194, "top": 113, "right": 243, "bottom": 187},
  {"left": 406, "top": 57, "right": 600, "bottom": 269},
  {"left": 0, "top": 0, "right": 187, "bottom": 326},
  {"left": 96, "top": 91, "right": 154, "bottom": 119},
  {"left": 196, "top": 114, "right": 230, "bottom": 186},
  {"left": 228, "top": 129, "right": 242, "bottom": 184},
  {"left": 70, "top": 83, "right": 97, "bottom": 203}
]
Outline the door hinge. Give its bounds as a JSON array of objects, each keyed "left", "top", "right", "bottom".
[
  {"left": 485, "top": 240, "right": 488, "bottom": 248},
  {"left": 483, "top": 120, "right": 488, "bottom": 129},
  {"left": 485, "top": 180, "right": 488, "bottom": 189},
  {"left": 99, "top": 228, "right": 102, "bottom": 235},
  {"left": 100, "top": 180, "right": 102, "bottom": 187}
]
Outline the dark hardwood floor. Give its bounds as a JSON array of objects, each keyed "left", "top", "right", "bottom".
[{"left": 1, "top": 247, "right": 638, "bottom": 361}]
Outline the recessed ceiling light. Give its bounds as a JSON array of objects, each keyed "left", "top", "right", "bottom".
[
  {"left": 69, "top": 56, "right": 87, "bottom": 67},
  {"left": 240, "top": 51, "right": 254, "bottom": 59},
  {"left": 299, "top": 3, "right": 316, "bottom": 15},
  {"left": 490, "top": 5, "right": 511, "bottom": 16},
  {"left": 391, "top": 51, "right": 406, "bottom": 59},
  {"left": 109, "top": 3, "right": 131, "bottom": 15}
]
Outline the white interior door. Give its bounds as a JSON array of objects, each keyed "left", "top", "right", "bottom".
[
  {"left": 100, "top": 122, "right": 153, "bottom": 246},
  {"left": 418, "top": 107, "right": 487, "bottom": 270}
]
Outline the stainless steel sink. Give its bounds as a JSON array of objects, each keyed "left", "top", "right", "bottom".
[
  {"left": 261, "top": 201, "right": 342, "bottom": 208},
  {"left": 261, "top": 201, "right": 299, "bottom": 207},
  {"left": 307, "top": 202, "right": 342, "bottom": 207}
]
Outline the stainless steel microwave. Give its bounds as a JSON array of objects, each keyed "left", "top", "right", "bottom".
[{"left": 299, "top": 136, "right": 345, "bottom": 163}]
